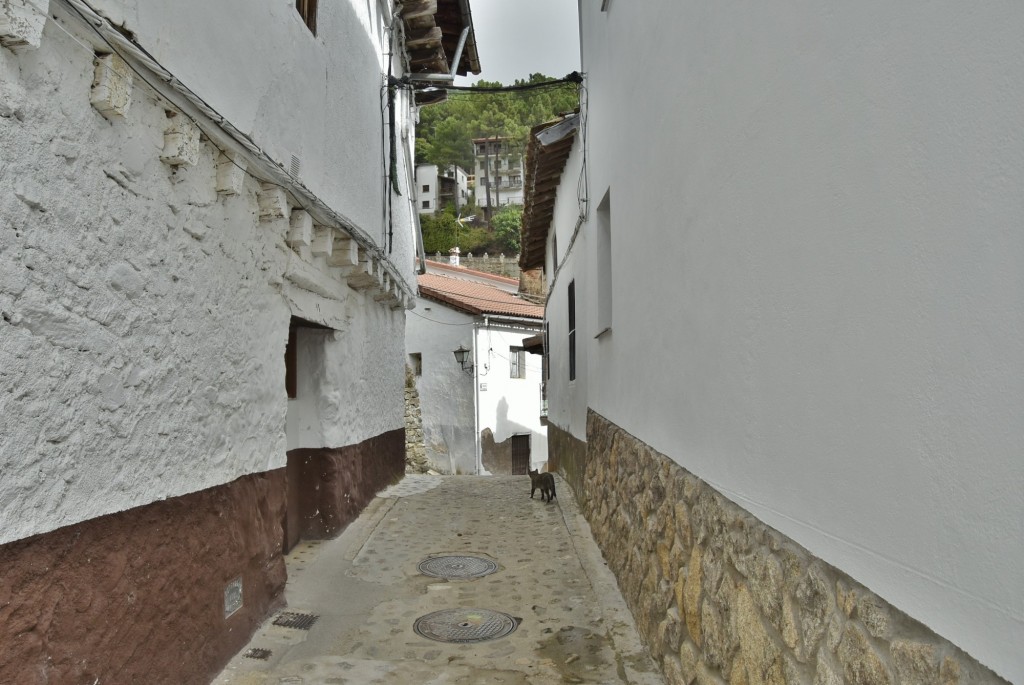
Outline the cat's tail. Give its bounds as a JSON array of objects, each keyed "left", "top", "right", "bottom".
[{"left": 551, "top": 481, "right": 557, "bottom": 499}]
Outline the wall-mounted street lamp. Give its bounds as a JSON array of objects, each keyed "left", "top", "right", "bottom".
[{"left": 452, "top": 345, "right": 473, "bottom": 373}]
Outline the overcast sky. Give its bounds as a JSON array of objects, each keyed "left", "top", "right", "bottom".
[{"left": 456, "top": 0, "right": 581, "bottom": 86}]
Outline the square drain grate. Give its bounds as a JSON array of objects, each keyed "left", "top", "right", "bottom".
[
  {"left": 243, "top": 648, "right": 272, "bottom": 660},
  {"left": 272, "top": 612, "right": 320, "bottom": 630}
]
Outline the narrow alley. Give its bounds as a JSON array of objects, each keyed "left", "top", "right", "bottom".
[{"left": 213, "top": 475, "right": 662, "bottom": 684}]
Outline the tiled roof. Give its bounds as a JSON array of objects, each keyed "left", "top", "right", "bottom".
[{"left": 418, "top": 273, "right": 544, "bottom": 319}]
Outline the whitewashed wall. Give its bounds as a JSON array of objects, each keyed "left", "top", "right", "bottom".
[
  {"left": 474, "top": 323, "right": 547, "bottom": 471},
  {"left": 88, "top": 0, "right": 409, "bottom": 264},
  {"left": 0, "top": 0, "right": 413, "bottom": 544},
  {"left": 404, "top": 298, "right": 477, "bottom": 474},
  {"left": 570, "top": 1, "right": 1024, "bottom": 681},
  {"left": 544, "top": 136, "right": 588, "bottom": 441}
]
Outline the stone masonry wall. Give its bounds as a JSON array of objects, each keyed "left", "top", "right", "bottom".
[
  {"left": 428, "top": 253, "right": 522, "bottom": 280},
  {"left": 551, "top": 411, "right": 1008, "bottom": 685},
  {"left": 405, "top": 366, "right": 429, "bottom": 473}
]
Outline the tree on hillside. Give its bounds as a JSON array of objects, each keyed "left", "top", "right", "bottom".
[
  {"left": 416, "top": 74, "right": 579, "bottom": 172},
  {"left": 491, "top": 205, "right": 523, "bottom": 254}
]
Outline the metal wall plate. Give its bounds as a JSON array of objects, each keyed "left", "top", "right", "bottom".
[{"left": 224, "top": 577, "right": 243, "bottom": 618}]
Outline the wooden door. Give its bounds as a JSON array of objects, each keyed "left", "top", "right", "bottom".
[{"left": 511, "top": 434, "right": 530, "bottom": 475}]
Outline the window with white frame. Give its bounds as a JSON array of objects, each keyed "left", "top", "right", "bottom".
[{"left": 509, "top": 346, "right": 526, "bottom": 379}]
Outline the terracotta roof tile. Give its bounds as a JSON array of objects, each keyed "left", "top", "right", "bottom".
[{"left": 418, "top": 273, "right": 544, "bottom": 319}]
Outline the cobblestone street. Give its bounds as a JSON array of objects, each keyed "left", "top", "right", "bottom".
[{"left": 213, "top": 475, "right": 662, "bottom": 684}]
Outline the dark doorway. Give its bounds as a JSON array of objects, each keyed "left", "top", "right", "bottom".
[
  {"left": 511, "top": 434, "right": 531, "bottom": 475},
  {"left": 283, "top": 316, "right": 333, "bottom": 554}
]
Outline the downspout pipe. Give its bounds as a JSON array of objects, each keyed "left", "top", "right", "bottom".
[{"left": 473, "top": 318, "right": 483, "bottom": 474}]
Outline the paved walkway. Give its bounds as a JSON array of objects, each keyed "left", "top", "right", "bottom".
[{"left": 214, "top": 475, "right": 662, "bottom": 685}]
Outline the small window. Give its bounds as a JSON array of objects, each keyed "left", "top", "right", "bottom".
[
  {"left": 596, "top": 190, "right": 612, "bottom": 336},
  {"left": 568, "top": 281, "right": 576, "bottom": 381},
  {"left": 296, "top": 0, "right": 317, "bottom": 34},
  {"left": 422, "top": 200, "right": 430, "bottom": 209},
  {"left": 510, "top": 346, "right": 525, "bottom": 379},
  {"left": 422, "top": 184, "right": 430, "bottom": 192}
]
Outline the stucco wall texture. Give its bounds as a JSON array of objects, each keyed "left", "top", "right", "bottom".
[
  {"left": 0, "top": 10, "right": 407, "bottom": 546},
  {"left": 556, "top": 2, "right": 1024, "bottom": 681}
]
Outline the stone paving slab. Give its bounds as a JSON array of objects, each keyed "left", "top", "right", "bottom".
[{"left": 213, "top": 475, "right": 662, "bottom": 685}]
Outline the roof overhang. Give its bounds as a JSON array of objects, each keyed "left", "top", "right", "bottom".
[
  {"left": 519, "top": 113, "right": 580, "bottom": 271},
  {"left": 402, "top": 0, "right": 482, "bottom": 104},
  {"left": 522, "top": 333, "right": 544, "bottom": 355}
]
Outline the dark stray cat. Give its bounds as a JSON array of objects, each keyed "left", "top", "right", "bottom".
[{"left": 528, "top": 469, "right": 557, "bottom": 503}]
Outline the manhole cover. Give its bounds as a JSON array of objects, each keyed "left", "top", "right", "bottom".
[
  {"left": 413, "top": 608, "right": 519, "bottom": 643},
  {"left": 417, "top": 555, "right": 498, "bottom": 579},
  {"left": 272, "top": 612, "right": 319, "bottom": 630}
]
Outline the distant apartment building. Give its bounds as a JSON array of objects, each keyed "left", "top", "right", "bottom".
[
  {"left": 416, "top": 164, "right": 469, "bottom": 213},
  {"left": 473, "top": 137, "right": 524, "bottom": 208}
]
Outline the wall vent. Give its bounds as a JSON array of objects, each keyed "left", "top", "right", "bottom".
[
  {"left": 224, "top": 576, "right": 243, "bottom": 618},
  {"left": 290, "top": 154, "right": 301, "bottom": 178}
]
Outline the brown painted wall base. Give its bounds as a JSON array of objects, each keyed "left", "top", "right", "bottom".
[
  {"left": 0, "top": 471, "right": 287, "bottom": 685},
  {"left": 287, "top": 428, "right": 405, "bottom": 541}
]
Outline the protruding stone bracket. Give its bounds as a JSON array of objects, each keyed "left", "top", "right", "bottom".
[
  {"left": 90, "top": 52, "right": 132, "bottom": 119},
  {"left": 215, "top": 151, "right": 247, "bottom": 195},
  {"left": 287, "top": 209, "right": 313, "bottom": 247},
  {"left": 374, "top": 274, "right": 404, "bottom": 308},
  {"left": 343, "top": 251, "right": 378, "bottom": 290},
  {"left": 0, "top": 0, "right": 48, "bottom": 52},
  {"left": 257, "top": 182, "right": 290, "bottom": 221},
  {"left": 327, "top": 235, "right": 359, "bottom": 268},
  {"left": 160, "top": 113, "right": 200, "bottom": 167},
  {"left": 311, "top": 225, "right": 333, "bottom": 258}
]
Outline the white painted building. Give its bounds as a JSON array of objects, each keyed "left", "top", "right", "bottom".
[
  {"left": 473, "top": 136, "right": 524, "bottom": 208},
  {"left": 415, "top": 163, "right": 469, "bottom": 214},
  {"left": 406, "top": 264, "right": 546, "bottom": 475},
  {"left": 523, "top": 3, "right": 1023, "bottom": 683},
  {"left": 0, "top": 0, "right": 479, "bottom": 682}
]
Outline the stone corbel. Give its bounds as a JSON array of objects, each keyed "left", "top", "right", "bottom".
[
  {"left": 287, "top": 210, "right": 313, "bottom": 248},
  {"left": 311, "top": 225, "right": 333, "bottom": 258},
  {"left": 90, "top": 53, "right": 132, "bottom": 119},
  {"left": 342, "top": 251, "right": 378, "bottom": 290},
  {"left": 215, "top": 152, "right": 247, "bottom": 195},
  {"left": 160, "top": 114, "right": 200, "bottom": 167},
  {"left": 257, "top": 182, "right": 290, "bottom": 221},
  {"left": 0, "top": 0, "right": 48, "bottom": 52},
  {"left": 327, "top": 235, "right": 359, "bottom": 268}
]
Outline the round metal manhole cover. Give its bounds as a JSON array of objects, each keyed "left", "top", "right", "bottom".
[
  {"left": 417, "top": 555, "right": 498, "bottom": 579},
  {"left": 413, "top": 608, "right": 518, "bottom": 644}
]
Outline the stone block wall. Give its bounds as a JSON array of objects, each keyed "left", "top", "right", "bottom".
[
  {"left": 427, "top": 254, "right": 522, "bottom": 280},
  {"left": 551, "top": 411, "right": 1008, "bottom": 685},
  {"left": 404, "top": 366, "right": 429, "bottom": 473}
]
